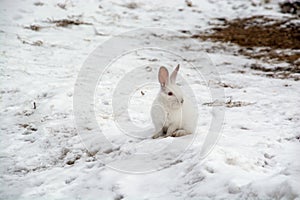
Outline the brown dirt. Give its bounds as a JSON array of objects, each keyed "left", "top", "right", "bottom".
[
  {"left": 48, "top": 19, "right": 92, "bottom": 27},
  {"left": 193, "top": 16, "right": 300, "bottom": 65},
  {"left": 24, "top": 18, "right": 92, "bottom": 32},
  {"left": 203, "top": 100, "right": 254, "bottom": 108},
  {"left": 25, "top": 24, "right": 41, "bottom": 31},
  {"left": 245, "top": 63, "right": 300, "bottom": 81}
]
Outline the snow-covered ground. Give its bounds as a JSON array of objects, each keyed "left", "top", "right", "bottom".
[{"left": 1, "top": 0, "right": 299, "bottom": 199}]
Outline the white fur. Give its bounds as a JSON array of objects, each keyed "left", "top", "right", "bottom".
[{"left": 151, "top": 65, "right": 197, "bottom": 138}]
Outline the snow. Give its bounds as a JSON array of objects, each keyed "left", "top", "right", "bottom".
[{"left": 1, "top": 0, "right": 300, "bottom": 199}]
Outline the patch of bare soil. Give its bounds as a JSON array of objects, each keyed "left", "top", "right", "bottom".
[
  {"left": 280, "top": 1, "right": 300, "bottom": 16},
  {"left": 24, "top": 18, "right": 92, "bottom": 31},
  {"left": 245, "top": 63, "right": 300, "bottom": 81},
  {"left": 194, "top": 16, "right": 299, "bottom": 64},
  {"left": 203, "top": 99, "right": 254, "bottom": 108},
  {"left": 24, "top": 24, "right": 41, "bottom": 31},
  {"left": 47, "top": 19, "right": 92, "bottom": 27},
  {"left": 193, "top": 15, "right": 300, "bottom": 80}
]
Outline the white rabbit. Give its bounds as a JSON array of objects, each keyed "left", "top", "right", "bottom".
[{"left": 151, "top": 64, "right": 198, "bottom": 139}]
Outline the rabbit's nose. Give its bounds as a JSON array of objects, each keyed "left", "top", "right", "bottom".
[{"left": 181, "top": 99, "right": 184, "bottom": 104}]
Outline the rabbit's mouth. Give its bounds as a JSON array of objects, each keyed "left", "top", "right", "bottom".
[{"left": 170, "top": 101, "right": 182, "bottom": 109}]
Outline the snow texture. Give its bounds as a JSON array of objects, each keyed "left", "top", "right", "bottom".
[{"left": 0, "top": 0, "right": 299, "bottom": 199}]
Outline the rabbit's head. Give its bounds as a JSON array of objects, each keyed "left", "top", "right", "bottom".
[{"left": 158, "top": 65, "right": 184, "bottom": 109}]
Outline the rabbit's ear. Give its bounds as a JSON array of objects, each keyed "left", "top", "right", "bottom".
[
  {"left": 159, "top": 66, "right": 169, "bottom": 87},
  {"left": 170, "top": 64, "right": 180, "bottom": 84}
]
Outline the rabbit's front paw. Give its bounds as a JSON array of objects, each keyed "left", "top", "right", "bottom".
[
  {"left": 171, "top": 129, "right": 189, "bottom": 137},
  {"left": 152, "top": 132, "right": 163, "bottom": 139}
]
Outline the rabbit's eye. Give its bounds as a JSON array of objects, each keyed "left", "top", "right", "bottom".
[{"left": 168, "top": 92, "right": 173, "bottom": 96}]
